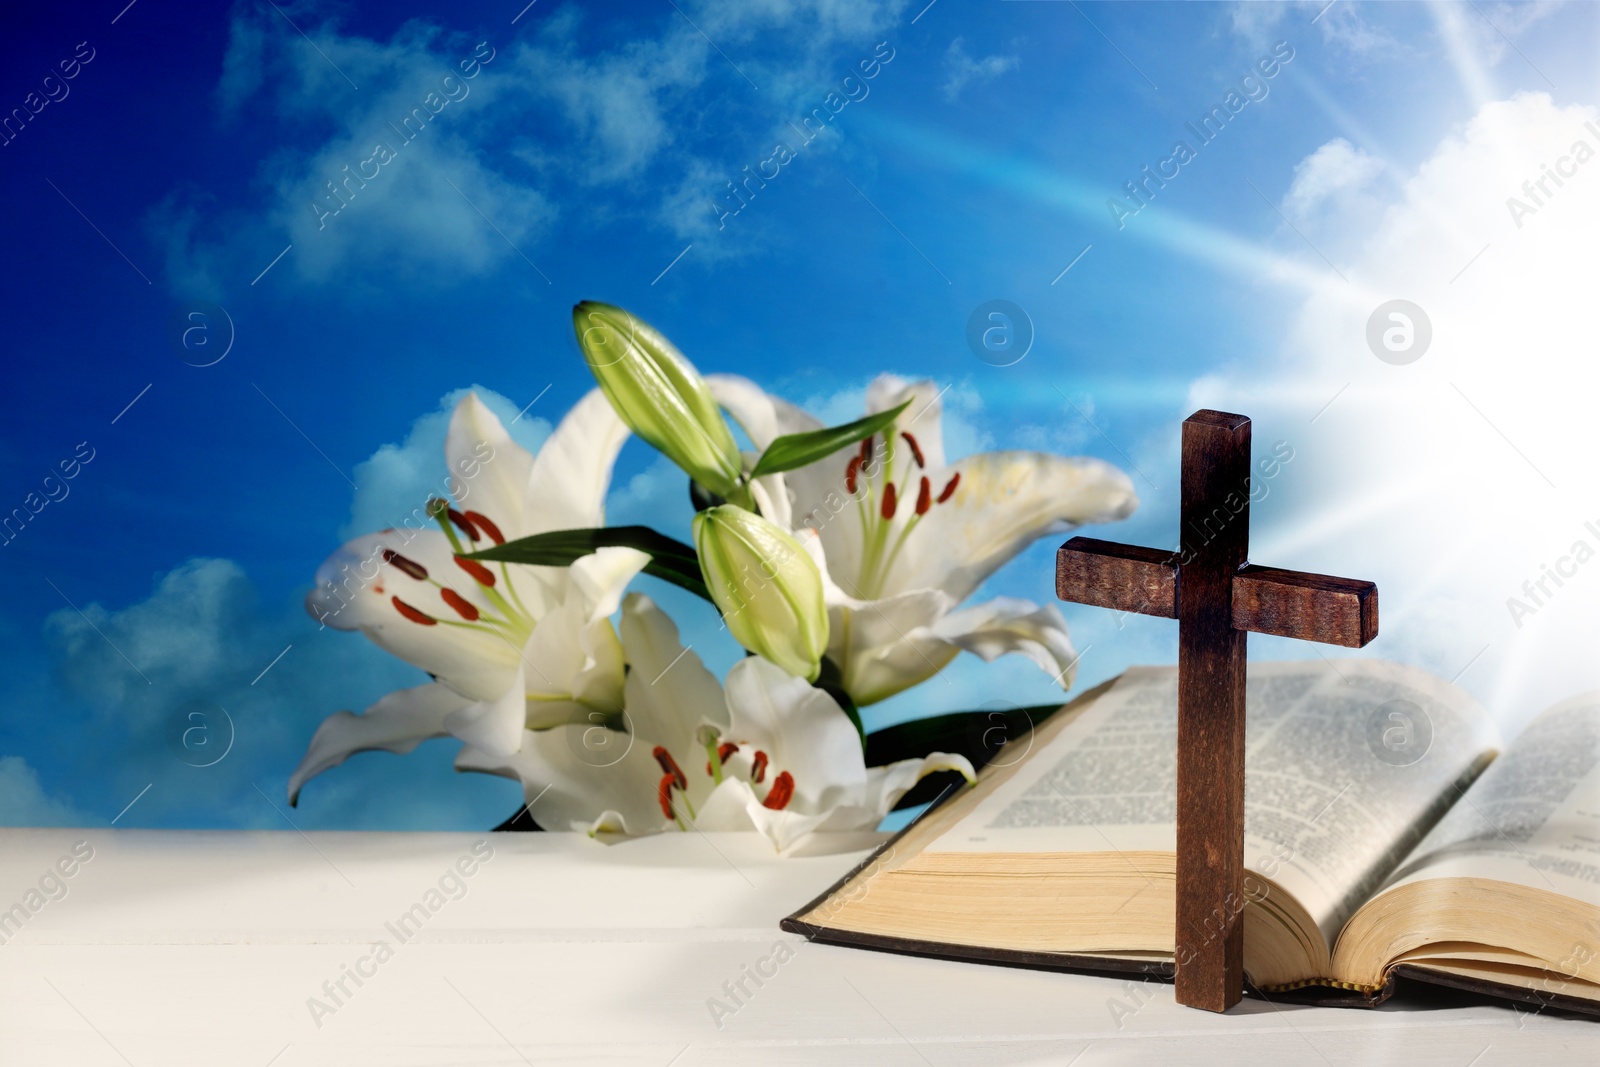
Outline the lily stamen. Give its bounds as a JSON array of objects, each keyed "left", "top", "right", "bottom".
[
  {"left": 653, "top": 745, "right": 688, "bottom": 790},
  {"left": 447, "top": 507, "right": 481, "bottom": 542},
  {"left": 463, "top": 510, "right": 505, "bottom": 545},
  {"left": 453, "top": 555, "right": 496, "bottom": 587},
  {"left": 428, "top": 499, "right": 466, "bottom": 553},
  {"left": 391, "top": 596, "right": 436, "bottom": 626},
  {"left": 901, "top": 431, "right": 925, "bottom": 468},
  {"left": 762, "top": 770, "right": 795, "bottom": 810},
  {"left": 382, "top": 549, "right": 428, "bottom": 581},
  {"left": 439, "top": 588, "right": 480, "bottom": 621}
]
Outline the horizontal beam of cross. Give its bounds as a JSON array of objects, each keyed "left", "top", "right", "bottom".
[{"left": 1056, "top": 537, "right": 1378, "bottom": 648}]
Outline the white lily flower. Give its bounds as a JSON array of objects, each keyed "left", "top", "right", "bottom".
[
  {"left": 707, "top": 373, "right": 1138, "bottom": 705},
  {"left": 289, "top": 390, "right": 645, "bottom": 804},
  {"left": 458, "top": 594, "right": 974, "bottom": 851}
]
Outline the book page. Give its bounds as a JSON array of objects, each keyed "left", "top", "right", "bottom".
[
  {"left": 928, "top": 661, "right": 1498, "bottom": 944},
  {"left": 1383, "top": 694, "right": 1600, "bottom": 909}
]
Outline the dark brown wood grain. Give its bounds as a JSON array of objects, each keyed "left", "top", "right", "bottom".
[
  {"left": 1055, "top": 538, "right": 1178, "bottom": 618},
  {"left": 1173, "top": 411, "right": 1250, "bottom": 1013},
  {"left": 1232, "top": 566, "right": 1378, "bottom": 648},
  {"left": 1052, "top": 407, "right": 1379, "bottom": 1013}
]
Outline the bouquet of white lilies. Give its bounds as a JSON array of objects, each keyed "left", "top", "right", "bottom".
[{"left": 290, "top": 303, "right": 1138, "bottom": 851}]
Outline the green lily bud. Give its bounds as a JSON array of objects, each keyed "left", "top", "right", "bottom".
[
  {"left": 692, "top": 505, "right": 829, "bottom": 682},
  {"left": 574, "top": 301, "right": 743, "bottom": 500}
]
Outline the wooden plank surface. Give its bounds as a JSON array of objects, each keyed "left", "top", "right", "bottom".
[
  {"left": 1175, "top": 410, "right": 1251, "bottom": 1013},
  {"left": 1233, "top": 565, "right": 1379, "bottom": 648},
  {"left": 1056, "top": 538, "right": 1178, "bottom": 618}
]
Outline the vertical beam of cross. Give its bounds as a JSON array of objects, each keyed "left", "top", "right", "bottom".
[
  {"left": 1174, "top": 411, "right": 1251, "bottom": 1011},
  {"left": 1055, "top": 408, "right": 1378, "bottom": 1012}
]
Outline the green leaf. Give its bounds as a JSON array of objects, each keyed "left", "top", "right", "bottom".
[
  {"left": 865, "top": 704, "right": 1070, "bottom": 812},
  {"left": 813, "top": 656, "right": 866, "bottom": 747},
  {"left": 748, "top": 399, "right": 912, "bottom": 479},
  {"left": 865, "top": 704, "right": 1067, "bottom": 769},
  {"left": 466, "top": 526, "right": 712, "bottom": 603}
]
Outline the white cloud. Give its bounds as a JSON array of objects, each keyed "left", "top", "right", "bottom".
[
  {"left": 40, "top": 556, "right": 518, "bottom": 829},
  {"left": 512, "top": 7, "right": 712, "bottom": 184},
  {"left": 163, "top": 13, "right": 558, "bottom": 290},
  {"left": 342, "top": 386, "right": 551, "bottom": 540},
  {"left": 1282, "top": 136, "right": 1385, "bottom": 221},
  {"left": 1466, "top": 1, "right": 1564, "bottom": 66},
  {"left": 605, "top": 454, "right": 696, "bottom": 535},
  {"left": 1229, "top": 2, "right": 1397, "bottom": 56},
  {"left": 941, "top": 37, "right": 1020, "bottom": 102},
  {"left": 1193, "top": 90, "right": 1600, "bottom": 733},
  {"left": 161, "top": 1, "right": 918, "bottom": 287},
  {"left": 0, "top": 757, "right": 89, "bottom": 827}
]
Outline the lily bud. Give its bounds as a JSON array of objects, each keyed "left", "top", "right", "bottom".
[
  {"left": 692, "top": 505, "right": 828, "bottom": 682},
  {"left": 574, "top": 301, "right": 743, "bottom": 499}
]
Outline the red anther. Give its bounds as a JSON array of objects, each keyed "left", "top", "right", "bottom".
[
  {"left": 937, "top": 472, "right": 961, "bottom": 503},
  {"left": 382, "top": 549, "right": 428, "bottom": 581},
  {"left": 901, "top": 432, "right": 925, "bottom": 468},
  {"left": 706, "top": 741, "right": 740, "bottom": 777},
  {"left": 658, "top": 774, "right": 676, "bottom": 819},
  {"left": 440, "top": 588, "right": 479, "bottom": 621},
  {"left": 845, "top": 455, "right": 862, "bottom": 494},
  {"left": 446, "top": 508, "right": 481, "bottom": 542},
  {"left": 859, "top": 436, "right": 873, "bottom": 463},
  {"left": 750, "top": 750, "right": 769, "bottom": 784},
  {"left": 653, "top": 746, "right": 687, "bottom": 790},
  {"left": 915, "top": 476, "right": 932, "bottom": 515},
  {"left": 761, "top": 770, "right": 795, "bottom": 810},
  {"left": 392, "top": 596, "right": 436, "bottom": 626},
  {"left": 880, "top": 481, "right": 897, "bottom": 520},
  {"left": 453, "top": 555, "right": 497, "bottom": 587},
  {"left": 463, "top": 510, "right": 505, "bottom": 545}
]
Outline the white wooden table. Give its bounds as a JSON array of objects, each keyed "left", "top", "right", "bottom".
[{"left": 0, "top": 829, "right": 1593, "bottom": 1065}]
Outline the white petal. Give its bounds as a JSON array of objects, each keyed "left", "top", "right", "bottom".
[
  {"left": 289, "top": 683, "right": 467, "bottom": 804},
  {"left": 520, "top": 549, "right": 645, "bottom": 703},
  {"left": 522, "top": 387, "right": 631, "bottom": 534},
  {"left": 444, "top": 671, "right": 528, "bottom": 756},
  {"left": 690, "top": 778, "right": 762, "bottom": 831},
  {"left": 305, "top": 530, "right": 521, "bottom": 702},
  {"left": 706, "top": 374, "right": 821, "bottom": 449},
  {"left": 455, "top": 726, "right": 666, "bottom": 834},
  {"left": 523, "top": 697, "right": 602, "bottom": 731},
  {"left": 702, "top": 777, "right": 834, "bottom": 852},
  {"left": 565, "top": 546, "right": 650, "bottom": 620},
  {"left": 827, "top": 589, "right": 959, "bottom": 706},
  {"left": 748, "top": 474, "right": 793, "bottom": 530},
  {"left": 891, "top": 451, "right": 1137, "bottom": 603},
  {"left": 619, "top": 593, "right": 728, "bottom": 751},
  {"left": 568, "top": 617, "right": 626, "bottom": 711},
  {"left": 867, "top": 375, "right": 947, "bottom": 470},
  {"left": 854, "top": 752, "right": 976, "bottom": 821},
  {"left": 446, "top": 393, "right": 536, "bottom": 538},
  {"left": 723, "top": 656, "right": 867, "bottom": 808},
  {"left": 520, "top": 600, "right": 590, "bottom": 701},
  {"left": 776, "top": 452, "right": 869, "bottom": 590},
  {"left": 929, "top": 597, "right": 1082, "bottom": 689}
]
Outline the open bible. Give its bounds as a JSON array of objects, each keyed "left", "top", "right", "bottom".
[{"left": 784, "top": 661, "right": 1600, "bottom": 1015}]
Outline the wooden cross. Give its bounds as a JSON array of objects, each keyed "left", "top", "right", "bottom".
[{"left": 1055, "top": 409, "right": 1378, "bottom": 1012}]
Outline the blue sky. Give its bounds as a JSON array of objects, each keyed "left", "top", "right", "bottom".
[{"left": 5, "top": 0, "right": 1599, "bottom": 830}]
